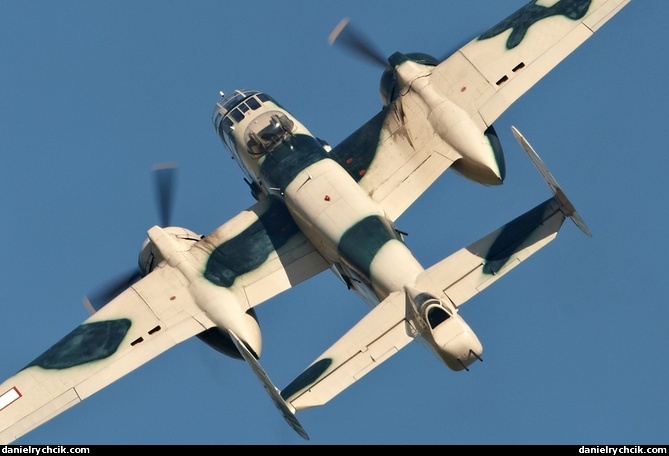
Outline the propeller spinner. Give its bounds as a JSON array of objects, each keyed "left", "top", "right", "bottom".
[{"left": 328, "top": 18, "right": 440, "bottom": 106}]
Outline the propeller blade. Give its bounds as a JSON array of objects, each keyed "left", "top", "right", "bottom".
[
  {"left": 84, "top": 162, "right": 179, "bottom": 315},
  {"left": 328, "top": 18, "right": 387, "bottom": 68},
  {"left": 153, "top": 162, "right": 177, "bottom": 228},
  {"left": 83, "top": 269, "right": 142, "bottom": 314}
]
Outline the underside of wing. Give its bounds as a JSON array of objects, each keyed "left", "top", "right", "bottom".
[
  {"left": 0, "top": 197, "right": 329, "bottom": 444},
  {"left": 328, "top": 1, "right": 629, "bottom": 222},
  {"left": 430, "top": 0, "right": 631, "bottom": 126},
  {"left": 0, "top": 267, "right": 211, "bottom": 444},
  {"left": 190, "top": 196, "right": 329, "bottom": 309},
  {"left": 417, "top": 197, "right": 567, "bottom": 309},
  {"left": 329, "top": 104, "right": 461, "bottom": 222},
  {"left": 280, "top": 195, "right": 572, "bottom": 413},
  {"left": 415, "top": 125, "right": 591, "bottom": 307},
  {"left": 281, "top": 291, "right": 416, "bottom": 411}
]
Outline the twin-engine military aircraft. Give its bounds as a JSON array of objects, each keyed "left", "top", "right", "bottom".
[{"left": 0, "top": 0, "right": 630, "bottom": 442}]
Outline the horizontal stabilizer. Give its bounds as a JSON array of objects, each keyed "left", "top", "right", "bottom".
[
  {"left": 281, "top": 290, "right": 415, "bottom": 411},
  {"left": 511, "top": 126, "right": 592, "bottom": 237},
  {"left": 416, "top": 127, "right": 592, "bottom": 307},
  {"left": 416, "top": 196, "right": 567, "bottom": 308},
  {"left": 227, "top": 330, "right": 309, "bottom": 440}
]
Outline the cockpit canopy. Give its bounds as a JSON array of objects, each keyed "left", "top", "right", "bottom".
[
  {"left": 212, "top": 89, "right": 277, "bottom": 156},
  {"left": 214, "top": 89, "right": 261, "bottom": 119}
]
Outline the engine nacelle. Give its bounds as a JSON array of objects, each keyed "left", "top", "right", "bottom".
[
  {"left": 140, "top": 225, "right": 263, "bottom": 360},
  {"left": 188, "top": 276, "right": 263, "bottom": 359},
  {"left": 196, "top": 308, "right": 261, "bottom": 360},
  {"left": 379, "top": 52, "right": 440, "bottom": 106},
  {"left": 381, "top": 52, "right": 505, "bottom": 186},
  {"left": 138, "top": 226, "right": 202, "bottom": 277}
]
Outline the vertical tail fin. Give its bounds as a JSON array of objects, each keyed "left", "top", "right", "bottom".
[
  {"left": 227, "top": 330, "right": 310, "bottom": 440},
  {"left": 511, "top": 126, "right": 592, "bottom": 237}
]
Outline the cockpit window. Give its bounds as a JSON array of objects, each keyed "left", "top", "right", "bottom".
[
  {"left": 246, "top": 97, "right": 261, "bottom": 110},
  {"left": 212, "top": 89, "right": 283, "bottom": 161},
  {"left": 230, "top": 108, "right": 245, "bottom": 123},
  {"left": 215, "top": 89, "right": 274, "bottom": 117},
  {"left": 213, "top": 90, "right": 277, "bottom": 130},
  {"left": 217, "top": 89, "right": 258, "bottom": 115},
  {"left": 426, "top": 305, "right": 450, "bottom": 329}
]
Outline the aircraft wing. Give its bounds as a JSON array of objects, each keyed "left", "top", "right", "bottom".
[
  {"left": 430, "top": 0, "right": 631, "bottom": 127},
  {"left": 0, "top": 265, "right": 213, "bottom": 444},
  {"left": 282, "top": 195, "right": 573, "bottom": 411},
  {"left": 329, "top": 97, "right": 462, "bottom": 222},
  {"left": 190, "top": 196, "right": 329, "bottom": 310},
  {"left": 415, "top": 197, "right": 568, "bottom": 308},
  {"left": 0, "top": 197, "right": 328, "bottom": 444},
  {"left": 329, "top": 0, "right": 629, "bottom": 222},
  {"left": 281, "top": 290, "right": 416, "bottom": 411},
  {"left": 413, "top": 126, "right": 591, "bottom": 308}
]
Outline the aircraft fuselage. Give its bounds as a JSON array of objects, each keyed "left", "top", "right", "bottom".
[{"left": 213, "top": 89, "right": 482, "bottom": 371}]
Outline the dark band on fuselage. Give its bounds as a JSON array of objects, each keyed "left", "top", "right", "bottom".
[
  {"left": 259, "top": 134, "right": 331, "bottom": 191},
  {"left": 338, "top": 215, "right": 397, "bottom": 280}
]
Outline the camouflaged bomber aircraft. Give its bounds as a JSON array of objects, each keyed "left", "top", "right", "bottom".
[{"left": 0, "top": 0, "right": 629, "bottom": 443}]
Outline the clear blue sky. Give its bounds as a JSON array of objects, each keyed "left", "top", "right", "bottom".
[{"left": 1, "top": 0, "right": 665, "bottom": 445}]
